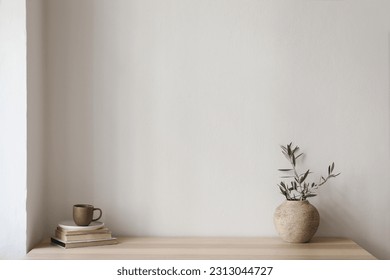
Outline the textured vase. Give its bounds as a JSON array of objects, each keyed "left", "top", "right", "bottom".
[{"left": 274, "top": 200, "right": 320, "bottom": 243}]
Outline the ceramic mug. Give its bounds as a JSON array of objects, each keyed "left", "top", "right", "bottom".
[{"left": 73, "top": 204, "right": 102, "bottom": 226}]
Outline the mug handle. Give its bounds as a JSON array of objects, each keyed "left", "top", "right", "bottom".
[{"left": 92, "top": 208, "right": 102, "bottom": 221}]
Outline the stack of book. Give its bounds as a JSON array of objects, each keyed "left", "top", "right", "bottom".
[{"left": 51, "top": 221, "right": 118, "bottom": 249}]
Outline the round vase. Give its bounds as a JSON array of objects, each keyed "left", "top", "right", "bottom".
[{"left": 273, "top": 200, "right": 320, "bottom": 243}]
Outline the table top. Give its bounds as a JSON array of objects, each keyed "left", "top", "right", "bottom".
[{"left": 26, "top": 236, "right": 376, "bottom": 260}]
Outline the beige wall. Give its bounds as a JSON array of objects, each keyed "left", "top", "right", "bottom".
[
  {"left": 25, "top": 0, "right": 390, "bottom": 259},
  {"left": 27, "top": 0, "right": 47, "bottom": 254}
]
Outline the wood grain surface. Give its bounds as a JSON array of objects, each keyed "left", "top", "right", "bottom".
[{"left": 26, "top": 236, "right": 376, "bottom": 260}]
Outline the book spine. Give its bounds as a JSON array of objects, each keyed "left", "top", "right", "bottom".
[
  {"left": 55, "top": 231, "right": 112, "bottom": 241},
  {"left": 50, "top": 237, "right": 66, "bottom": 248},
  {"left": 51, "top": 237, "right": 118, "bottom": 249}
]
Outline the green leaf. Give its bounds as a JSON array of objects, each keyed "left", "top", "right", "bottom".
[
  {"left": 278, "top": 168, "right": 293, "bottom": 172},
  {"left": 299, "top": 171, "right": 313, "bottom": 177},
  {"left": 331, "top": 162, "right": 335, "bottom": 173},
  {"left": 296, "top": 153, "right": 303, "bottom": 159},
  {"left": 278, "top": 184, "right": 287, "bottom": 193},
  {"left": 300, "top": 169, "right": 310, "bottom": 183},
  {"left": 280, "top": 175, "right": 295, "bottom": 179},
  {"left": 279, "top": 186, "right": 286, "bottom": 195},
  {"left": 287, "top": 144, "right": 292, "bottom": 156}
]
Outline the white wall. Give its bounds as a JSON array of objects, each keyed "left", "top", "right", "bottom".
[
  {"left": 27, "top": 0, "right": 46, "bottom": 253},
  {"left": 0, "top": 0, "right": 27, "bottom": 259},
  {"left": 43, "top": 0, "right": 390, "bottom": 259}
]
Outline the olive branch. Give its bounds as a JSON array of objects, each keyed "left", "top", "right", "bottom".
[{"left": 278, "top": 143, "right": 340, "bottom": 201}]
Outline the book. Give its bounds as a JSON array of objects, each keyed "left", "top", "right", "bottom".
[
  {"left": 55, "top": 227, "right": 112, "bottom": 242},
  {"left": 51, "top": 236, "right": 118, "bottom": 249}
]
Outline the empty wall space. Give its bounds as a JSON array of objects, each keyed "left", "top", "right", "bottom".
[
  {"left": 40, "top": 0, "right": 390, "bottom": 259},
  {"left": 1, "top": 0, "right": 388, "bottom": 259}
]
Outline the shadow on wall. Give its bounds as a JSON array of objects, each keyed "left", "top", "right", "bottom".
[
  {"left": 46, "top": 0, "right": 98, "bottom": 235},
  {"left": 316, "top": 184, "right": 386, "bottom": 259},
  {"left": 316, "top": 189, "right": 356, "bottom": 238}
]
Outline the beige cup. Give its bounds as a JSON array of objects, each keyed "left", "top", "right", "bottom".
[{"left": 73, "top": 204, "right": 102, "bottom": 226}]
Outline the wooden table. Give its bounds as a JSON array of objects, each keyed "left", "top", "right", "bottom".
[{"left": 26, "top": 237, "right": 376, "bottom": 260}]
